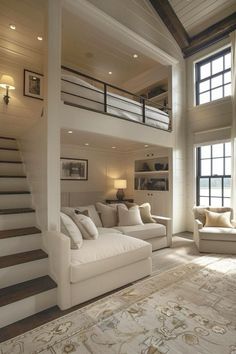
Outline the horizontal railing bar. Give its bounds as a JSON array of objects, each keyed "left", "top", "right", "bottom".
[
  {"left": 62, "top": 78, "right": 104, "bottom": 95},
  {"left": 106, "top": 103, "right": 169, "bottom": 120},
  {"left": 63, "top": 101, "right": 171, "bottom": 132},
  {"left": 62, "top": 65, "right": 171, "bottom": 111},
  {"left": 61, "top": 91, "right": 104, "bottom": 106}
]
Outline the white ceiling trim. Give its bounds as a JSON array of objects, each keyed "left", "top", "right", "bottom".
[{"left": 64, "top": 0, "right": 178, "bottom": 66}]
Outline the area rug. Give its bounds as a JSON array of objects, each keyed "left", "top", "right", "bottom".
[{"left": 1, "top": 255, "right": 236, "bottom": 354}]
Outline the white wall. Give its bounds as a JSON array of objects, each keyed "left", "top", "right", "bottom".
[{"left": 186, "top": 38, "right": 233, "bottom": 231}]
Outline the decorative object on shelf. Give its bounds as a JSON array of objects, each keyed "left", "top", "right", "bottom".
[
  {"left": 141, "top": 162, "right": 150, "bottom": 171},
  {"left": 61, "top": 158, "right": 88, "bottom": 180},
  {"left": 105, "top": 198, "right": 134, "bottom": 204},
  {"left": 114, "top": 179, "right": 127, "bottom": 201},
  {"left": 24, "top": 69, "right": 43, "bottom": 100},
  {"left": 0, "top": 74, "right": 15, "bottom": 105}
]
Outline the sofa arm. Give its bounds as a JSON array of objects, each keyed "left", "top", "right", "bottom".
[
  {"left": 46, "top": 231, "right": 71, "bottom": 310},
  {"left": 193, "top": 219, "right": 203, "bottom": 249},
  {"left": 151, "top": 215, "right": 172, "bottom": 247},
  {"left": 231, "top": 219, "right": 236, "bottom": 228}
]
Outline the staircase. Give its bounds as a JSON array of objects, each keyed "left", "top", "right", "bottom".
[{"left": 0, "top": 136, "right": 57, "bottom": 328}]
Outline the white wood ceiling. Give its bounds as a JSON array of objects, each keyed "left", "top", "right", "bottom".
[{"left": 169, "top": 0, "right": 236, "bottom": 36}]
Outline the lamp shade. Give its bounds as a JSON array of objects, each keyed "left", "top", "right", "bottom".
[
  {"left": 114, "top": 179, "right": 127, "bottom": 189},
  {"left": 0, "top": 75, "right": 15, "bottom": 90}
]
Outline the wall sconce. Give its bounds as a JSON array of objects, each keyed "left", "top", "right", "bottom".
[
  {"left": 0, "top": 75, "right": 15, "bottom": 105},
  {"left": 114, "top": 179, "right": 127, "bottom": 201}
]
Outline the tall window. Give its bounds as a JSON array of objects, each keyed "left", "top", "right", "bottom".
[
  {"left": 196, "top": 142, "right": 231, "bottom": 207},
  {"left": 195, "top": 48, "right": 231, "bottom": 106}
]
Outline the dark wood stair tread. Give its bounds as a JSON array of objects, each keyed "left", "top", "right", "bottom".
[
  {"left": 0, "top": 160, "right": 22, "bottom": 164},
  {"left": 0, "top": 249, "right": 47, "bottom": 269},
  {"left": 0, "top": 276, "right": 56, "bottom": 307},
  {"left": 0, "top": 227, "right": 41, "bottom": 239},
  {"left": 0, "top": 191, "right": 30, "bottom": 195},
  {"left": 0, "top": 147, "right": 18, "bottom": 151},
  {"left": 0, "top": 208, "right": 34, "bottom": 215},
  {"left": 0, "top": 136, "right": 16, "bottom": 141},
  {"left": 0, "top": 175, "right": 26, "bottom": 178}
]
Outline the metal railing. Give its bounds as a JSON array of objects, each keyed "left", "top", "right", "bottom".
[{"left": 61, "top": 65, "right": 172, "bottom": 132}]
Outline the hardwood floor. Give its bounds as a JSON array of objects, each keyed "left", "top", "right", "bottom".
[{"left": 0, "top": 234, "right": 199, "bottom": 343}]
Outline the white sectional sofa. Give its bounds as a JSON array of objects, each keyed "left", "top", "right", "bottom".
[{"left": 46, "top": 204, "right": 172, "bottom": 310}]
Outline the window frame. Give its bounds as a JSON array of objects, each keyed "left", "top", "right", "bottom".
[
  {"left": 195, "top": 47, "right": 231, "bottom": 106},
  {"left": 196, "top": 142, "right": 231, "bottom": 207}
]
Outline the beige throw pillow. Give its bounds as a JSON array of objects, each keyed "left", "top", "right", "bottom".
[
  {"left": 139, "top": 203, "right": 156, "bottom": 223},
  {"left": 96, "top": 202, "right": 118, "bottom": 227},
  {"left": 74, "top": 214, "right": 99, "bottom": 240},
  {"left": 205, "top": 210, "right": 233, "bottom": 228},
  {"left": 60, "top": 212, "right": 83, "bottom": 249},
  {"left": 118, "top": 205, "right": 143, "bottom": 226}
]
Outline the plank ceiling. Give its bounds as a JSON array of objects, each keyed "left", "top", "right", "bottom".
[{"left": 169, "top": 0, "right": 236, "bottom": 36}]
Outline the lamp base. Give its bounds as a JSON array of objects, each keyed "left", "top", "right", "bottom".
[{"left": 116, "top": 189, "right": 125, "bottom": 201}]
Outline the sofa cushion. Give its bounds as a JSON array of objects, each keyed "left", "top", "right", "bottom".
[
  {"left": 61, "top": 205, "right": 102, "bottom": 227},
  {"left": 114, "top": 223, "right": 166, "bottom": 240},
  {"left": 205, "top": 210, "right": 233, "bottom": 228},
  {"left": 70, "top": 233, "right": 151, "bottom": 283},
  {"left": 199, "top": 227, "right": 236, "bottom": 241},
  {"left": 118, "top": 205, "right": 143, "bottom": 226},
  {"left": 96, "top": 202, "right": 118, "bottom": 227},
  {"left": 60, "top": 212, "right": 83, "bottom": 249},
  {"left": 97, "top": 227, "right": 122, "bottom": 235},
  {"left": 75, "top": 214, "right": 99, "bottom": 240}
]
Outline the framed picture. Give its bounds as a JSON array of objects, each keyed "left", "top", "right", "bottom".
[
  {"left": 24, "top": 69, "right": 43, "bottom": 100},
  {"left": 60, "top": 158, "right": 88, "bottom": 180}
]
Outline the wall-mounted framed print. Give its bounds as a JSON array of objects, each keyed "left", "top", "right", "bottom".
[
  {"left": 24, "top": 69, "right": 43, "bottom": 100},
  {"left": 60, "top": 158, "right": 88, "bottom": 180}
]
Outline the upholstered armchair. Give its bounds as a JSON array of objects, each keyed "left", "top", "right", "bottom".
[{"left": 193, "top": 206, "right": 236, "bottom": 254}]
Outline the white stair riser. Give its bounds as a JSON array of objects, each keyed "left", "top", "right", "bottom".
[
  {"left": 0, "top": 178, "right": 28, "bottom": 191},
  {"left": 0, "top": 288, "right": 57, "bottom": 328},
  {"left": 0, "top": 163, "right": 24, "bottom": 176},
  {"left": 0, "top": 150, "right": 21, "bottom": 161},
  {"left": 0, "top": 212, "right": 36, "bottom": 230},
  {"left": 0, "top": 194, "right": 32, "bottom": 209},
  {"left": 0, "top": 234, "right": 41, "bottom": 256},
  {"left": 0, "top": 259, "right": 48, "bottom": 288},
  {"left": 0, "top": 139, "right": 17, "bottom": 149}
]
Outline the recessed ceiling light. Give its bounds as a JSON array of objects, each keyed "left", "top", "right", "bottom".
[
  {"left": 144, "top": 144, "right": 149, "bottom": 148},
  {"left": 108, "top": 71, "right": 112, "bottom": 75},
  {"left": 68, "top": 130, "right": 73, "bottom": 134},
  {"left": 9, "top": 24, "right": 16, "bottom": 30},
  {"left": 37, "top": 36, "right": 43, "bottom": 41},
  {"left": 133, "top": 54, "right": 138, "bottom": 58},
  {"left": 112, "top": 146, "right": 116, "bottom": 149},
  {"left": 84, "top": 143, "right": 89, "bottom": 146}
]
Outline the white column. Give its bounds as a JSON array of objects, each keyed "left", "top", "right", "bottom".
[
  {"left": 45, "top": 0, "right": 62, "bottom": 231},
  {"left": 230, "top": 31, "right": 236, "bottom": 212}
]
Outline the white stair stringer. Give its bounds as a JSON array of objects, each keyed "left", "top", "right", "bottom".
[
  {"left": 0, "top": 288, "right": 57, "bottom": 328},
  {"left": 0, "top": 258, "right": 49, "bottom": 288}
]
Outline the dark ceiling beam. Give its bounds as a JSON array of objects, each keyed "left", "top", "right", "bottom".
[
  {"left": 149, "top": 0, "right": 190, "bottom": 49},
  {"left": 150, "top": 0, "right": 236, "bottom": 58}
]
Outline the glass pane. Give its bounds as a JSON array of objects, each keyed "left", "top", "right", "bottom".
[
  {"left": 210, "top": 197, "right": 222, "bottom": 207},
  {"left": 199, "top": 91, "right": 210, "bottom": 104},
  {"left": 225, "top": 157, "right": 231, "bottom": 175},
  {"left": 224, "top": 71, "right": 231, "bottom": 84},
  {"left": 212, "top": 143, "right": 223, "bottom": 157},
  {"left": 211, "top": 178, "right": 222, "bottom": 197},
  {"left": 225, "top": 142, "right": 231, "bottom": 156},
  {"left": 199, "top": 80, "right": 210, "bottom": 93},
  {"left": 223, "top": 178, "right": 231, "bottom": 197},
  {"left": 211, "top": 75, "right": 222, "bottom": 88},
  {"left": 201, "top": 159, "right": 211, "bottom": 176},
  {"left": 201, "top": 145, "right": 211, "bottom": 158},
  {"left": 212, "top": 56, "right": 223, "bottom": 75},
  {"left": 200, "top": 63, "right": 210, "bottom": 79},
  {"left": 224, "top": 84, "right": 231, "bottom": 96},
  {"left": 212, "top": 158, "right": 223, "bottom": 175},
  {"left": 224, "top": 198, "right": 231, "bottom": 207},
  {"left": 224, "top": 53, "right": 231, "bottom": 69},
  {"left": 200, "top": 178, "right": 209, "bottom": 196},
  {"left": 211, "top": 87, "right": 223, "bottom": 101},
  {"left": 200, "top": 197, "right": 209, "bottom": 206}
]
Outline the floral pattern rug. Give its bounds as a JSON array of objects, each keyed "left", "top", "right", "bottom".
[{"left": 1, "top": 255, "right": 236, "bottom": 354}]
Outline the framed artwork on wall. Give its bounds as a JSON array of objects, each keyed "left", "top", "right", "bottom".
[
  {"left": 60, "top": 158, "right": 88, "bottom": 180},
  {"left": 24, "top": 69, "right": 43, "bottom": 100}
]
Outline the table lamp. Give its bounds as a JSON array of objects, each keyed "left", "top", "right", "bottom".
[{"left": 114, "top": 179, "right": 127, "bottom": 201}]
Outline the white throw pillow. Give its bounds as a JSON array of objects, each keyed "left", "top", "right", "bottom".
[
  {"left": 96, "top": 202, "right": 119, "bottom": 227},
  {"left": 75, "top": 213, "right": 99, "bottom": 239},
  {"left": 60, "top": 212, "right": 83, "bottom": 249},
  {"left": 75, "top": 205, "right": 102, "bottom": 227},
  {"left": 118, "top": 205, "right": 143, "bottom": 226}
]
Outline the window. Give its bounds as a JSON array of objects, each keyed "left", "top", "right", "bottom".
[
  {"left": 195, "top": 48, "right": 231, "bottom": 105},
  {"left": 196, "top": 142, "right": 231, "bottom": 207}
]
